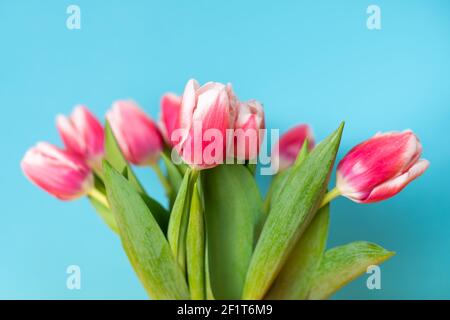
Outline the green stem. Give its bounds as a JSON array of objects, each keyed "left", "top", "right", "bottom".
[
  {"left": 186, "top": 181, "right": 205, "bottom": 299},
  {"left": 320, "top": 187, "right": 341, "bottom": 208},
  {"left": 191, "top": 169, "right": 199, "bottom": 183},
  {"left": 87, "top": 189, "right": 119, "bottom": 234},
  {"left": 152, "top": 163, "right": 173, "bottom": 196},
  {"left": 89, "top": 188, "right": 109, "bottom": 208}
]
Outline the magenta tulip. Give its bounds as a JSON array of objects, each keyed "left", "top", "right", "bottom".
[
  {"left": 21, "top": 142, "right": 94, "bottom": 200},
  {"left": 175, "top": 79, "right": 239, "bottom": 170},
  {"left": 107, "top": 100, "right": 163, "bottom": 166},
  {"left": 272, "top": 124, "right": 315, "bottom": 171},
  {"left": 234, "top": 100, "right": 265, "bottom": 161},
  {"left": 336, "top": 130, "right": 429, "bottom": 203},
  {"left": 56, "top": 105, "right": 104, "bottom": 171}
]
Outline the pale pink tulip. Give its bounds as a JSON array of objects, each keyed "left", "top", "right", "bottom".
[
  {"left": 56, "top": 105, "right": 104, "bottom": 171},
  {"left": 336, "top": 130, "right": 429, "bottom": 203},
  {"left": 21, "top": 142, "right": 94, "bottom": 200},
  {"left": 107, "top": 100, "right": 163, "bottom": 166},
  {"left": 272, "top": 124, "right": 315, "bottom": 171},
  {"left": 159, "top": 93, "right": 182, "bottom": 146},
  {"left": 176, "top": 79, "right": 239, "bottom": 169},
  {"left": 234, "top": 100, "right": 265, "bottom": 160}
]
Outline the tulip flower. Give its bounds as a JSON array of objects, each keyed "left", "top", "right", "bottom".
[
  {"left": 234, "top": 100, "right": 265, "bottom": 161},
  {"left": 107, "top": 100, "right": 163, "bottom": 166},
  {"left": 175, "top": 79, "right": 239, "bottom": 170},
  {"left": 159, "top": 93, "right": 182, "bottom": 146},
  {"left": 272, "top": 124, "right": 315, "bottom": 171},
  {"left": 322, "top": 130, "right": 429, "bottom": 205},
  {"left": 21, "top": 142, "right": 94, "bottom": 200},
  {"left": 56, "top": 105, "right": 104, "bottom": 171}
]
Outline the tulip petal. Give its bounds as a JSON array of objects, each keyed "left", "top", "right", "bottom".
[
  {"left": 272, "top": 124, "right": 315, "bottom": 171},
  {"left": 361, "top": 159, "right": 429, "bottom": 203},
  {"left": 56, "top": 106, "right": 104, "bottom": 169},
  {"left": 107, "top": 101, "right": 163, "bottom": 165},
  {"left": 337, "top": 131, "right": 422, "bottom": 196},
  {"left": 21, "top": 142, "right": 93, "bottom": 200},
  {"left": 234, "top": 100, "right": 265, "bottom": 160},
  {"left": 160, "top": 93, "right": 181, "bottom": 144},
  {"left": 179, "top": 79, "right": 200, "bottom": 136}
]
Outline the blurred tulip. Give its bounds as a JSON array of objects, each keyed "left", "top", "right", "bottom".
[
  {"left": 234, "top": 100, "right": 265, "bottom": 160},
  {"left": 336, "top": 130, "right": 429, "bottom": 203},
  {"left": 21, "top": 142, "right": 94, "bottom": 200},
  {"left": 159, "top": 93, "right": 182, "bottom": 146},
  {"left": 56, "top": 105, "right": 104, "bottom": 171},
  {"left": 272, "top": 124, "right": 315, "bottom": 171},
  {"left": 176, "top": 79, "right": 239, "bottom": 169},
  {"left": 107, "top": 100, "right": 163, "bottom": 166}
]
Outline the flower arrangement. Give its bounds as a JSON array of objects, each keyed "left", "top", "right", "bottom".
[{"left": 21, "top": 79, "right": 429, "bottom": 300}]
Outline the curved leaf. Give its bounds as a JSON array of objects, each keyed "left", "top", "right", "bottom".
[
  {"left": 103, "top": 161, "right": 189, "bottom": 299},
  {"left": 104, "top": 120, "right": 145, "bottom": 193},
  {"left": 307, "top": 241, "right": 394, "bottom": 300},
  {"left": 123, "top": 167, "right": 169, "bottom": 233},
  {"left": 266, "top": 204, "right": 329, "bottom": 299},
  {"left": 263, "top": 141, "right": 309, "bottom": 216},
  {"left": 167, "top": 169, "right": 195, "bottom": 273},
  {"left": 88, "top": 196, "right": 119, "bottom": 234},
  {"left": 242, "top": 123, "right": 344, "bottom": 300}
]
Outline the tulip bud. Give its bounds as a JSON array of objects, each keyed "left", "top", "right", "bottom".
[
  {"left": 336, "top": 130, "right": 429, "bottom": 203},
  {"left": 176, "top": 79, "right": 239, "bottom": 170},
  {"left": 56, "top": 105, "right": 104, "bottom": 171},
  {"left": 107, "top": 100, "right": 163, "bottom": 166},
  {"left": 21, "top": 142, "right": 94, "bottom": 200},
  {"left": 234, "top": 100, "right": 265, "bottom": 160},
  {"left": 272, "top": 124, "right": 315, "bottom": 171},
  {"left": 159, "top": 93, "right": 182, "bottom": 146}
]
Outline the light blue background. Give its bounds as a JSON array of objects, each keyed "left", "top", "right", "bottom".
[{"left": 0, "top": 0, "right": 449, "bottom": 299}]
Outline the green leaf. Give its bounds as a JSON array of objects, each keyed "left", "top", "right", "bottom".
[
  {"left": 266, "top": 204, "right": 329, "bottom": 299},
  {"left": 292, "top": 140, "right": 310, "bottom": 169},
  {"left": 140, "top": 193, "right": 169, "bottom": 233},
  {"left": 205, "top": 243, "right": 215, "bottom": 300},
  {"left": 163, "top": 148, "right": 188, "bottom": 175},
  {"left": 161, "top": 152, "right": 184, "bottom": 207},
  {"left": 93, "top": 173, "right": 106, "bottom": 194},
  {"left": 89, "top": 174, "right": 118, "bottom": 233},
  {"left": 167, "top": 169, "right": 196, "bottom": 274},
  {"left": 201, "top": 164, "right": 262, "bottom": 300},
  {"left": 186, "top": 183, "right": 205, "bottom": 300},
  {"left": 103, "top": 161, "right": 189, "bottom": 299},
  {"left": 263, "top": 141, "right": 309, "bottom": 215},
  {"left": 245, "top": 162, "right": 257, "bottom": 176},
  {"left": 242, "top": 123, "right": 344, "bottom": 300},
  {"left": 88, "top": 195, "right": 119, "bottom": 234},
  {"left": 123, "top": 167, "right": 169, "bottom": 233},
  {"left": 104, "top": 120, "right": 145, "bottom": 193},
  {"left": 308, "top": 241, "right": 395, "bottom": 300}
]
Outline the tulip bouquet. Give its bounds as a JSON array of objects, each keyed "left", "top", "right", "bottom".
[{"left": 21, "top": 79, "right": 429, "bottom": 300}]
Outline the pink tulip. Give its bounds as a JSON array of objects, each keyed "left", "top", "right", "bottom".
[
  {"left": 21, "top": 142, "right": 94, "bottom": 200},
  {"left": 336, "top": 130, "right": 429, "bottom": 203},
  {"left": 107, "top": 100, "right": 163, "bottom": 166},
  {"left": 176, "top": 79, "right": 239, "bottom": 169},
  {"left": 56, "top": 105, "right": 104, "bottom": 171},
  {"left": 272, "top": 124, "right": 315, "bottom": 171},
  {"left": 159, "top": 93, "right": 182, "bottom": 146},
  {"left": 234, "top": 100, "right": 265, "bottom": 160}
]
